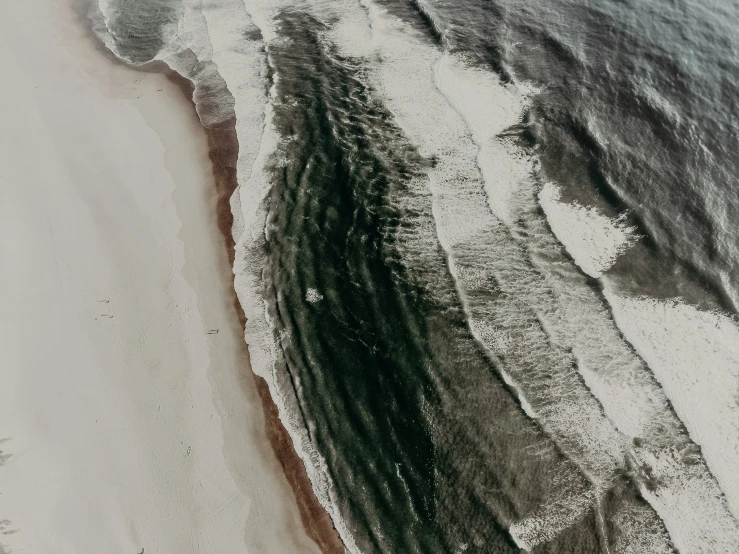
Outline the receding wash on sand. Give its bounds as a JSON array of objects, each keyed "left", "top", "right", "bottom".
[{"left": 2, "top": 0, "right": 739, "bottom": 552}]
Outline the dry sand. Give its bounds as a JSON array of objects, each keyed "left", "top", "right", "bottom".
[{"left": 0, "top": 0, "right": 330, "bottom": 552}]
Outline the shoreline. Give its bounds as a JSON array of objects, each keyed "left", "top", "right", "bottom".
[
  {"left": 158, "top": 65, "right": 346, "bottom": 554},
  {"left": 0, "top": 0, "right": 342, "bottom": 551}
]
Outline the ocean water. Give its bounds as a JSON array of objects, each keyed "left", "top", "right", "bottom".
[{"left": 90, "top": 0, "right": 739, "bottom": 551}]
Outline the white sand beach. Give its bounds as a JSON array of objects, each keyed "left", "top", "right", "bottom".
[{"left": 0, "top": 0, "right": 325, "bottom": 552}]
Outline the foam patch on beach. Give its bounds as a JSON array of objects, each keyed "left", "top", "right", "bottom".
[{"left": 539, "top": 182, "right": 637, "bottom": 278}]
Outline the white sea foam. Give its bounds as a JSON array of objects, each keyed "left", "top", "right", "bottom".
[
  {"left": 87, "top": 0, "right": 121, "bottom": 58},
  {"left": 606, "top": 291, "right": 739, "bottom": 521},
  {"left": 306, "top": 288, "right": 324, "bottom": 303},
  {"left": 431, "top": 50, "right": 667, "bottom": 452},
  {"left": 509, "top": 489, "right": 595, "bottom": 550},
  {"left": 324, "top": 7, "right": 375, "bottom": 59},
  {"left": 538, "top": 182, "right": 637, "bottom": 278},
  {"left": 426, "top": 13, "right": 739, "bottom": 550},
  {"left": 631, "top": 444, "right": 739, "bottom": 553},
  {"left": 434, "top": 54, "right": 531, "bottom": 225}
]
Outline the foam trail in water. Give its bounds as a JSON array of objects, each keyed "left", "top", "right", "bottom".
[{"left": 538, "top": 182, "right": 637, "bottom": 278}]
